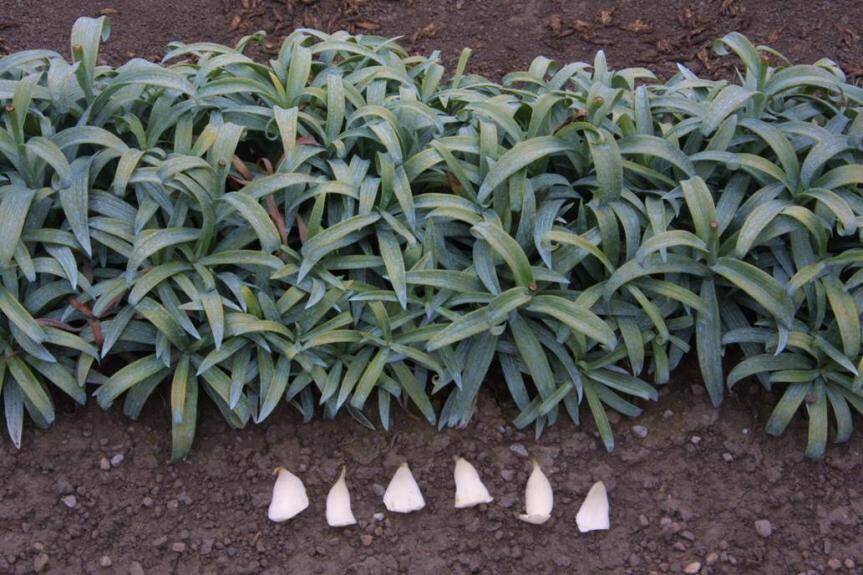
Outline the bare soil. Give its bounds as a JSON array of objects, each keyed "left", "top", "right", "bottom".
[
  {"left": 2, "top": 2, "right": 863, "bottom": 574},
  {"left": 3, "top": 0, "right": 863, "bottom": 80},
  {"left": 1, "top": 362, "right": 862, "bottom": 575}
]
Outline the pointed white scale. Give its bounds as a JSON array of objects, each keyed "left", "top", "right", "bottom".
[
  {"left": 267, "top": 467, "right": 309, "bottom": 522},
  {"left": 518, "top": 460, "right": 553, "bottom": 524},
  {"left": 326, "top": 466, "right": 357, "bottom": 527},
  {"left": 576, "top": 481, "right": 610, "bottom": 532},
  {"left": 454, "top": 457, "right": 493, "bottom": 508},
  {"left": 383, "top": 462, "right": 425, "bottom": 513}
]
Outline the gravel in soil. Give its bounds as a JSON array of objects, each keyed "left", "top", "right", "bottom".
[{"left": 0, "top": 361, "right": 862, "bottom": 574}]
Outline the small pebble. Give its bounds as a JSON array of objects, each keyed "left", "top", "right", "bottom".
[
  {"left": 54, "top": 479, "right": 74, "bottom": 495},
  {"left": 33, "top": 553, "right": 49, "bottom": 573},
  {"left": 509, "top": 443, "right": 529, "bottom": 458},
  {"left": 200, "top": 539, "right": 214, "bottom": 555},
  {"left": 372, "top": 513, "right": 384, "bottom": 521},
  {"left": 171, "top": 542, "right": 186, "bottom": 553},
  {"left": 728, "top": 555, "right": 738, "bottom": 566},
  {"left": 690, "top": 436, "right": 702, "bottom": 445},
  {"left": 754, "top": 519, "right": 773, "bottom": 538},
  {"left": 659, "top": 516, "right": 673, "bottom": 529},
  {"left": 631, "top": 425, "right": 648, "bottom": 438},
  {"left": 61, "top": 495, "right": 77, "bottom": 509},
  {"left": 111, "top": 454, "right": 125, "bottom": 467},
  {"left": 99, "top": 458, "right": 111, "bottom": 471},
  {"left": 722, "top": 453, "right": 734, "bottom": 462},
  {"left": 99, "top": 555, "right": 112, "bottom": 568},
  {"left": 706, "top": 552, "right": 719, "bottom": 565},
  {"left": 684, "top": 561, "right": 702, "bottom": 574},
  {"left": 360, "top": 534, "right": 373, "bottom": 547}
]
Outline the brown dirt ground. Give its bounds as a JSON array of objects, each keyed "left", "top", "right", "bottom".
[
  {"left": 2, "top": 1, "right": 863, "bottom": 574},
  {"left": 1, "top": 362, "right": 862, "bottom": 575},
  {"left": 2, "top": 0, "right": 863, "bottom": 80}
]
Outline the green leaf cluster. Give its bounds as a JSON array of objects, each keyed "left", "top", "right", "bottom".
[{"left": 2, "top": 21, "right": 863, "bottom": 458}]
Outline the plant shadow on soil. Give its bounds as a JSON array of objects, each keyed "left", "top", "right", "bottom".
[{"left": 2, "top": 0, "right": 863, "bottom": 573}]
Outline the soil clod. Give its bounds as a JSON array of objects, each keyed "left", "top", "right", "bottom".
[{"left": 754, "top": 519, "right": 773, "bottom": 538}]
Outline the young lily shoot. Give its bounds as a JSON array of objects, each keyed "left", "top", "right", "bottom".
[
  {"left": 383, "top": 463, "right": 426, "bottom": 513},
  {"left": 454, "top": 457, "right": 494, "bottom": 508},
  {"left": 326, "top": 467, "right": 357, "bottom": 527},
  {"left": 268, "top": 467, "right": 309, "bottom": 522},
  {"left": 518, "top": 460, "right": 553, "bottom": 525},
  {"left": 576, "top": 481, "right": 610, "bottom": 532}
]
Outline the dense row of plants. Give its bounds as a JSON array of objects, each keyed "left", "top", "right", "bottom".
[{"left": 2, "top": 17, "right": 863, "bottom": 459}]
